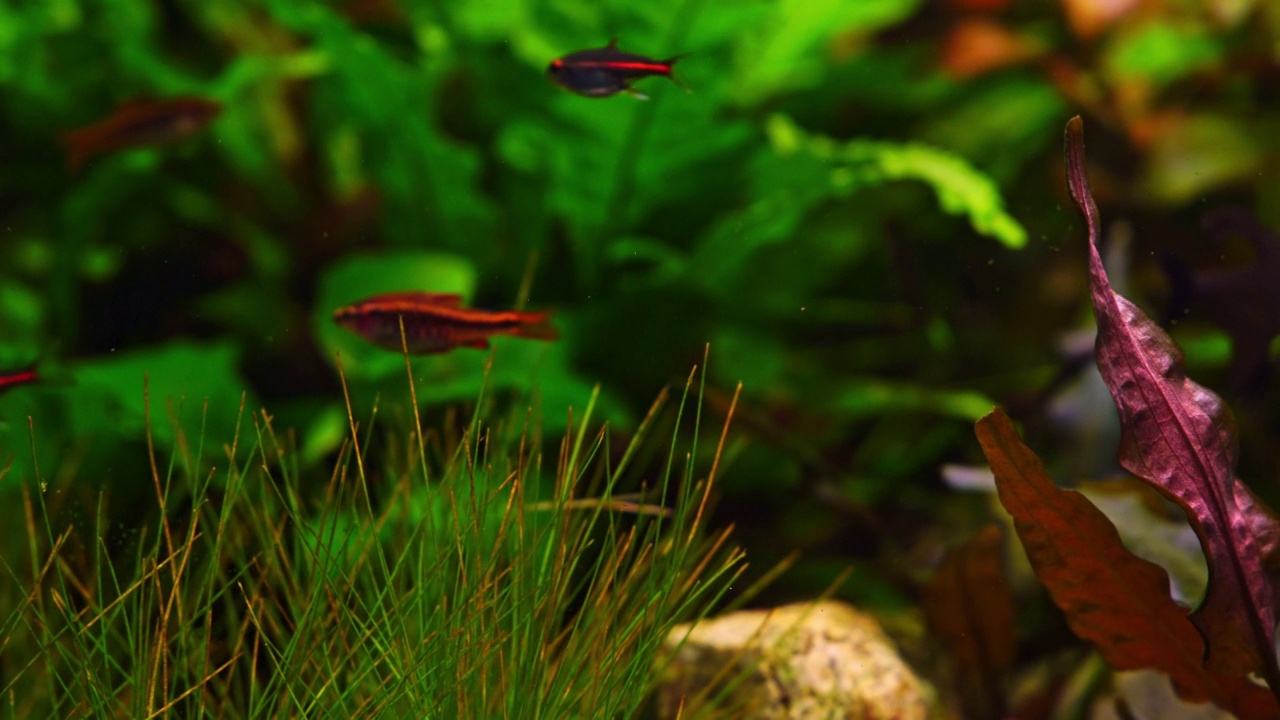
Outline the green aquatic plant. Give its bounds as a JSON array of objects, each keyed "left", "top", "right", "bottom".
[{"left": 0, "top": 361, "right": 744, "bottom": 718}]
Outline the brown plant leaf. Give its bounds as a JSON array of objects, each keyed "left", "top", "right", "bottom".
[
  {"left": 922, "top": 525, "right": 1015, "bottom": 720},
  {"left": 975, "top": 408, "right": 1278, "bottom": 717},
  {"left": 1060, "top": 0, "right": 1141, "bottom": 40},
  {"left": 939, "top": 19, "right": 1043, "bottom": 79}
]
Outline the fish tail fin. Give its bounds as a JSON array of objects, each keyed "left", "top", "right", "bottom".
[
  {"left": 511, "top": 311, "right": 559, "bottom": 341},
  {"left": 664, "top": 53, "right": 693, "bottom": 93}
]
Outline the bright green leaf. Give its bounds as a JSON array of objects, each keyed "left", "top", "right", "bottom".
[
  {"left": 69, "top": 341, "right": 252, "bottom": 450},
  {"left": 733, "top": 0, "right": 924, "bottom": 104},
  {"left": 1105, "top": 21, "right": 1221, "bottom": 86}
]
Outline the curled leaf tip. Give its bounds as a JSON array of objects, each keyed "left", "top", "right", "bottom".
[{"left": 1063, "top": 116, "right": 1099, "bottom": 246}]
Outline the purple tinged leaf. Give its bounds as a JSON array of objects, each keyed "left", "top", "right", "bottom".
[
  {"left": 1233, "top": 479, "right": 1280, "bottom": 614},
  {"left": 1064, "top": 116, "right": 1280, "bottom": 689}
]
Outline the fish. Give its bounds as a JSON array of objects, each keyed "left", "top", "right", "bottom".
[
  {"left": 547, "top": 38, "right": 688, "bottom": 99},
  {"left": 332, "top": 292, "right": 558, "bottom": 354},
  {"left": 0, "top": 364, "right": 39, "bottom": 396},
  {"left": 61, "top": 96, "right": 223, "bottom": 173}
]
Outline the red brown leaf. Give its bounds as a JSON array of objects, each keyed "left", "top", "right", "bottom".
[
  {"left": 922, "top": 525, "right": 1015, "bottom": 720},
  {"left": 1060, "top": 0, "right": 1141, "bottom": 40},
  {"left": 1064, "top": 115, "right": 1280, "bottom": 691},
  {"left": 939, "top": 19, "right": 1042, "bottom": 79},
  {"left": 976, "top": 409, "right": 1278, "bottom": 717}
]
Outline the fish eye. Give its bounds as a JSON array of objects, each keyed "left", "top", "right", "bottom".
[{"left": 550, "top": 59, "right": 564, "bottom": 69}]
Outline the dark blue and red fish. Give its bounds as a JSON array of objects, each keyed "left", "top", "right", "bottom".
[
  {"left": 61, "top": 97, "right": 223, "bottom": 173},
  {"left": 0, "top": 364, "right": 39, "bottom": 396},
  {"left": 333, "top": 292, "right": 558, "bottom": 354},
  {"left": 547, "top": 38, "right": 688, "bottom": 99}
]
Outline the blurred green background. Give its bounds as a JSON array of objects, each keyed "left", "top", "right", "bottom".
[{"left": 2, "top": 0, "right": 1280, "bottom": 670}]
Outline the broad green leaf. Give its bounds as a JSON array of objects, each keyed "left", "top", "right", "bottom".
[
  {"left": 690, "top": 114, "right": 1025, "bottom": 296},
  {"left": 1138, "top": 114, "right": 1272, "bottom": 204},
  {"left": 767, "top": 116, "right": 1027, "bottom": 248},
  {"left": 69, "top": 341, "right": 252, "bottom": 450},
  {"left": 0, "top": 281, "right": 44, "bottom": 347},
  {"left": 261, "top": 0, "right": 497, "bottom": 253},
  {"left": 1103, "top": 21, "right": 1222, "bottom": 86},
  {"left": 824, "top": 380, "right": 996, "bottom": 421},
  {"left": 501, "top": 97, "right": 751, "bottom": 285},
  {"left": 773, "top": 119, "right": 1024, "bottom": 248},
  {"left": 732, "top": 0, "right": 924, "bottom": 104},
  {"left": 709, "top": 327, "right": 787, "bottom": 389},
  {"left": 918, "top": 75, "right": 1066, "bottom": 184},
  {"left": 607, "top": 236, "right": 689, "bottom": 282}
]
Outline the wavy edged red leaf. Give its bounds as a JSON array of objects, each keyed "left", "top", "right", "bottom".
[
  {"left": 976, "top": 409, "right": 1278, "bottom": 717},
  {"left": 1064, "top": 116, "right": 1280, "bottom": 695}
]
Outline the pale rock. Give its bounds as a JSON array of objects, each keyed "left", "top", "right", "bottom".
[{"left": 656, "top": 600, "right": 930, "bottom": 719}]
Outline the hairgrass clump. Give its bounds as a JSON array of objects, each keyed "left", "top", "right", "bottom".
[{"left": 0, "top": 359, "right": 745, "bottom": 718}]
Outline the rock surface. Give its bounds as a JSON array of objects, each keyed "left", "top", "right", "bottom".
[{"left": 656, "top": 600, "right": 930, "bottom": 719}]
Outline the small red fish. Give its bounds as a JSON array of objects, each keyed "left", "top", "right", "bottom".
[
  {"left": 333, "top": 292, "right": 558, "bottom": 354},
  {"left": 0, "top": 364, "right": 39, "bottom": 395},
  {"left": 61, "top": 97, "right": 223, "bottom": 173},
  {"left": 547, "top": 38, "right": 688, "bottom": 99}
]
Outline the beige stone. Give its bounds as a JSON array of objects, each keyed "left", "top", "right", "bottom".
[{"left": 656, "top": 600, "right": 929, "bottom": 719}]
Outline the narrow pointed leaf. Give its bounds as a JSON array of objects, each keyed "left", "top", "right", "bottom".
[
  {"left": 1064, "top": 116, "right": 1280, "bottom": 688},
  {"left": 976, "top": 409, "right": 1278, "bottom": 718}
]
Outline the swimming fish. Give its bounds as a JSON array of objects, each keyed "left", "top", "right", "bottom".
[
  {"left": 0, "top": 364, "right": 38, "bottom": 396},
  {"left": 333, "top": 292, "right": 558, "bottom": 354},
  {"left": 547, "top": 38, "right": 688, "bottom": 99},
  {"left": 61, "top": 97, "right": 223, "bottom": 172}
]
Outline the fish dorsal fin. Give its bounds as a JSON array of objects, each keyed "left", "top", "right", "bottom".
[
  {"left": 607, "top": 37, "right": 618, "bottom": 49},
  {"left": 373, "top": 291, "right": 464, "bottom": 307}
]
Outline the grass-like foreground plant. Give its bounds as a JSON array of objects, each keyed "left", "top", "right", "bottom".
[{"left": 0, "top": 352, "right": 746, "bottom": 718}]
